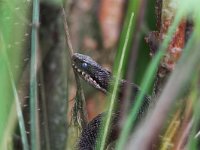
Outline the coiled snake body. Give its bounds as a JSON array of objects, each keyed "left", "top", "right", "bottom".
[{"left": 72, "top": 53, "right": 150, "bottom": 150}]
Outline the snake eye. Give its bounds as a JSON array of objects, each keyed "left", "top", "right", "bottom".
[{"left": 82, "top": 62, "right": 88, "bottom": 68}]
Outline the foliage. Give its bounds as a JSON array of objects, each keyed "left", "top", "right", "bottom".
[{"left": 1, "top": 0, "right": 200, "bottom": 150}]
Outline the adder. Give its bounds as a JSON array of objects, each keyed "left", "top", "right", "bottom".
[{"left": 72, "top": 53, "right": 151, "bottom": 150}]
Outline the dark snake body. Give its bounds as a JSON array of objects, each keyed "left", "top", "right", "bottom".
[{"left": 72, "top": 53, "right": 151, "bottom": 150}]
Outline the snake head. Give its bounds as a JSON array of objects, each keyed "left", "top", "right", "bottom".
[{"left": 72, "top": 53, "right": 111, "bottom": 93}]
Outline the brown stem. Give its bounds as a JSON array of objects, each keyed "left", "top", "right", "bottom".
[{"left": 62, "top": 8, "right": 88, "bottom": 128}]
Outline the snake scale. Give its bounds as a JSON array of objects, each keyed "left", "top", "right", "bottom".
[{"left": 72, "top": 53, "right": 151, "bottom": 150}]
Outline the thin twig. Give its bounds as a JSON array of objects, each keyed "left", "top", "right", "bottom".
[
  {"left": 62, "top": 8, "right": 88, "bottom": 128},
  {"left": 62, "top": 8, "right": 74, "bottom": 57}
]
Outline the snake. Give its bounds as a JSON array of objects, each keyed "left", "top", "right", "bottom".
[{"left": 72, "top": 53, "right": 151, "bottom": 150}]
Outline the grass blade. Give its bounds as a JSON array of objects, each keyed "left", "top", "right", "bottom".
[
  {"left": 0, "top": 0, "right": 30, "bottom": 149},
  {"left": 116, "top": 7, "right": 184, "bottom": 150},
  {"left": 30, "top": 0, "right": 40, "bottom": 149},
  {"left": 97, "top": 11, "right": 135, "bottom": 150}
]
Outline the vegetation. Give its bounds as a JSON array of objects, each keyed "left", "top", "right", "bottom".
[{"left": 0, "top": 0, "right": 200, "bottom": 150}]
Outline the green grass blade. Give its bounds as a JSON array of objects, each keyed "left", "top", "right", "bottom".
[
  {"left": 97, "top": 12, "right": 134, "bottom": 150},
  {"left": 97, "top": 0, "right": 149, "bottom": 149},
  {"left": 10, "top": 73, "right": 29, "bottom": 150},
  {"left": 30, "top": 0, "right": 40, "bottom": 149},
  {"left": 116, "top": 8, "right": 184, "bottom": 150},
  {"left": 0, "top": 0, "right": 30, "bottom": 149},
  {"left": 1, "top": 38, "right": 29, "bottom": 150}
]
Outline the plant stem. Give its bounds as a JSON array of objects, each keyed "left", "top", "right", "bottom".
[{"left": 30, "top": 0, "right": 40, "bottom": 149}]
